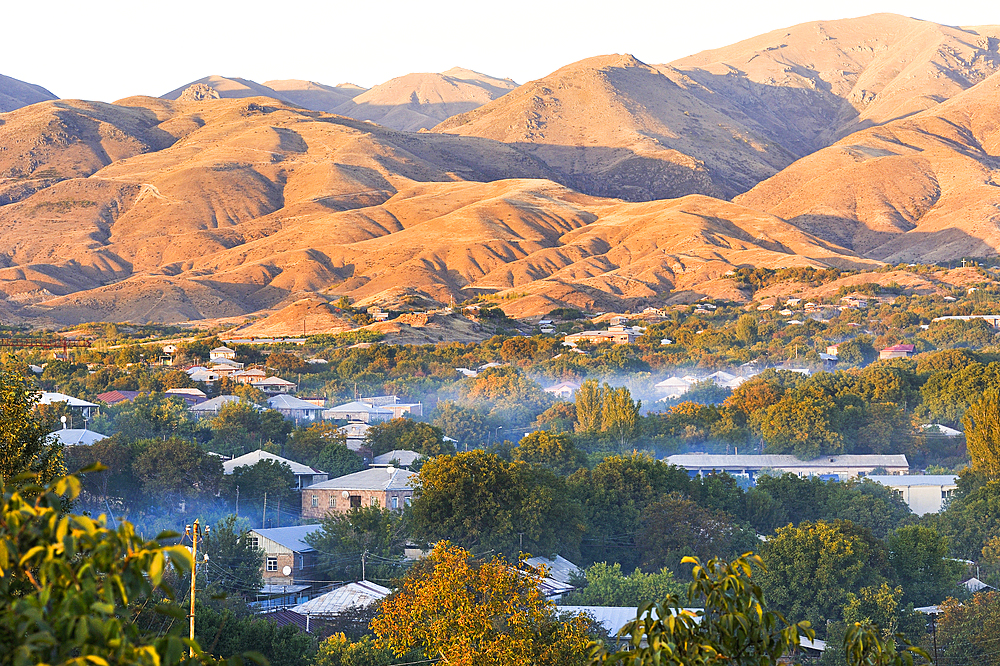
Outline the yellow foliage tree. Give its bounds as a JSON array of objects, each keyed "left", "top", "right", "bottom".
[
  {"left": 963, "top": 389, "right": 1000, "bottom": 480},
  {"left": 371, "top": 542, "right": 592, "bottom": 665}
]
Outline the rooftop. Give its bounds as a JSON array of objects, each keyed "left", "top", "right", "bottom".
[
  {"left": 267, "top": 394, "right": 324, "bottom": 410},
  {"left": 251, "top": 524, "right": 322, "bottom": 553},
  {"left": 373, "top": 450, "right": 422, "bottom": 466},
  {"left": 38, "top": 392, "right": 98, "bottom": 408},
  {"left": 224, "top": 450, "right": 323, "bottom": 476},
  {"left": 306, "top": 466, "right": 416, "bottom": 491},
  {"left": 189, "top": 395, "right": 248, "bottom": 412},
  {"left": 866, "top": 475, "right": 958, "bottom": 486},
  {"left": 50, "top": 428, "right": 108, "bottom": 446},
  {"left": 327, "top": 401, "right": 394, "bottom": 414},
  {"left": 291, "top": 581, "right": 390, "bottom": 616},
  {"left": 666, "top": 454, "right": 909, "bottom": 469}
]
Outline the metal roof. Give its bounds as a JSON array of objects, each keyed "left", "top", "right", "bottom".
[
  {"left": 867, "top": 475, "right": 958, "bottom": 487},
  {"left": 524, "top": 555, "right": 581, "bottom": 586},
  {"left": 267, "top": 395, "right": 324, "bottom": 410},
  {"left": 306, "top": 467, "right": 416, "bottom": 491},
  {"left": 38, "top": 392, "right": 98, "bottom": 408},
  {"left": 373, "top": 450, "right": 422, "bottom": 466},
  {"left": 189, "top": 395, "right": 246, "bottom": 412},
  {"left": 327, "top": 401, "right": 393, "bottom": 414},
  {"left": 291, "top": 581, "right": 390, "bottom": 616},
  {"left": 251, "top": 525, "right": 322, "bottom": 553},
  {"left": 224, "top": 450, "right": 323, "bottom": 476},
  {"left": 50, "top": 428, "right": 108, "bottom": 446},
  {"left": 667, "top": 454, "right": 909, "bottom": 469}
]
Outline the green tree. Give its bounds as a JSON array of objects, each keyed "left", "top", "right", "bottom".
[
  {"left": 285, "top": 422, "right": 346, "bottom": 467},
  {"left": 132, "top": 437, "right": 223, "bottom": 511},
  {"left": 314, "top": 634, "right": 402, "bottom": 666},
  {"left": 306, "top": 506, "right": 408, "bottom": 582},
  {"left": 100, "top": 393, "right": 200, "bottom": 442},
  {"left": 410, "top": 450, "right": 585, "bottom": 557},
  {"left": 601, "top": 386, "right": 641, "bottom": 449},
  {"left": 884, "top": 524, "right": 963, "bottom": 606},
  {"left": 758, "top": 520, "right": 890, "bottom": 633},
  {"left": 964, "top": 389, "right": 1000, "bottom": 479},
  {"left": 364, "top": 418, "right": 453, "bottom": 458},
  {"left": 842, "top": 583, "right": 924, "bottom": 644},
  {"left": 221, "top": 459, "right": 296, "bottom": 509},
  {"left": 512, "top": 431, "right": 587, "bottom": 475},
  {"left": 0, "top": 473, "right": 223, "bottom": 665},
  {"left": 575, "top": 380, "right": 607, "bottom": 434},
  {"left": 314, "top": 443, "right": 365, "bottom": 479},
  {"left": 202, "top": 515, "right": 264, "bottom": 595},
  {"left": 735, "top": 314, "right": 758, "bottom": 345},
  {"left": 430, "top": 401, "right": 490, "bottom": 449},
  {"left": 533, "top": 401, "right": 578, "bottom": 433},
  {"left": 590, "top": 553, "right": 815, "bottom": 666},
  {"left": 0, "top": 369, "right": 63, "bottom": 484},
  {"left": 194, "top": 602, "right": 315, "bottom": 666},
  {"left": 761, "top": 386, "right": 844, "bottom": 459},
  {"left": 561, "top": 562, "right": 685, "bottom": 607}
]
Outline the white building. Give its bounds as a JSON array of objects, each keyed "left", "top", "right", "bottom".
[
  {"left": 654, "top": 377, "right": 692, "bottom": 399},
  {"left": 50, "top": 427, "right": 108, "bottom": 446},
  {"left": 867, "top": 475, "right": 958, "bottom": 515},
  {"left": 544, "top": 381, "right": 581, "bottom": 400},
  {"left": 324, "top": 401, "right": 393, "bottom": 424},
  {"left": 209, "top": 346, "right": 237, "bottom": 361},
  {"left": 666, "top": 454, "right": 909, "bottom": 482}
]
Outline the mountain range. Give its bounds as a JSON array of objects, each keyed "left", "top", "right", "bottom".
[{"left": 1, "top": 13, "right": 999, "bottom": 326}]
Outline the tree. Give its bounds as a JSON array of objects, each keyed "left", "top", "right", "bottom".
[
  {"left": 285, "top": 422, "right": 346, "bottom": 467},
  {"left": 0, "top": 369, "right": 64, "bottom": 484},
  {"left": 937, "top": 591, "right": 1000, "bottom": 666},
  {"left": 560, "top": 562, "right": 685, "bottom": 607},
  {"left": 0, "top": 472, "right": 225, "bottom": 665},
  {"left": 409, "top": 451, "right": 585, "bottom": 557},
  {"left": 306, "top": 506, "right": 408, "bottom": 582},
  {"left": 735, "top": 314, "right": 758, "bottom": 345},
  {"left": 209, "top": 402, "right": 292, "bottom": 456},
  {"left": 430, "top": 401, "right": 490, "bottom": 449},
  {"left": 221, "top": 458, "right": 296, "bottom": 509},
  {"left": 842, "top": 583, "right": 924, "bottom": 644},
  {"left": 314, "top": 634, "right": 401, "bottom": 666},
  {"left": 964, "top": 389, "right": 1000, "bottom": 479},
  {"left": 194, "top": 602, "right": 316, "bottom": 666},
  {"left": 590, "top": 553, "right": 815, "bottom": 666},
  {"left": 371, "top": 543, "right": 592, "bottom": 665},
  {"left": 314, "top": 443, "right": 365, "bottom": 479},
  {"left": 532, "top": 401, "right": 577, "bottom": 433},
  {"left": 133, "top": 437, "right": 223, "bottom": 511},
  {"left": 837, "top": 337, "right": 878, "bottom": 367},
  {"left": 202, "top": 515, "right": 264, "bottom": 595},
  {"left": 512, "top": 431, "right": 587, "bottom": 475},
  {"left": 575, "top": 380, "right": 607, "bottom": 434},
  {"left": 636, "top": 492, "right": 757, "bottom": 574},
  {"left": 761, "top": 386, "right": 844, "bottom": 459},
  {"left": 364, "top": 419, "right": 452, "bottom": 458},
  {"left": 757, "top": 520, "right": 890, "bottom": 633},
  {"left": 601, "top": 386, "right": 641, "bottom": 449},
  {"left": 884, "top": 525, "right": 963, "bottom": 606},
  {"left": 101, "top": 392, "right": 201, "bottom": 442}
]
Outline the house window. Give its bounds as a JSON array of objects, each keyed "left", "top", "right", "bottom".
[
  {"left": 266, "top": 557, "right": 278, "bottom": 572},
  {"left": 391, "top": 496, "right": 398, "bottom": 509},
  {"left": 942, "top": 489, "right": 955, "bottom": 499},
  {"left": 247, "top": 536, "right": 259, "bottom": 549},
  {"left": 311, "top": 495, "right": 318, "bottom": 508},
  {"left": 404, "top": 496, "right": 411, "bottom": 507},
  {"left": 371, "top": 497, "right": 379, "bottom": 507},
  {"left": 329, "top": 496, "right": 336, "bottom": 508}
]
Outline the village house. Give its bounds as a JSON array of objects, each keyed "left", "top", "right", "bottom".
[
  {"left": 253, "top": 376, "right": 298, "bottom": 394},
  {"left": 879, "top": 343, "right": 915, "bottom": 360},
  {"left": 95, "top": 390, "right": 141, "bottom": 405},
  {"left": 291, "top": 580, "right": 390, "bottom": 620},
  {"left": 372, "top": 450, "right": 422, "bottom": 469},
  {"left": 224, "top": 449, "right": 328, "bottom": 489},
  {"left": 302, "top": 467, "right": 416, "bottom": 519},
  {"left": 233, "top": 368, "right": 267, "bottom": 385},
  {"left": 932, "top": 314, "right": 1000, "bottom": 329},
  {"left": 249, "top": 525, "right": 322, "bottom": 586},
  {"left": 165, "top": 387, "right": 208, "bottom": 406},
  {"left": 666, "top": 453, "right": 909, "bottom": 482},
  {"left": 563, "top": 328, "right": 640, "bottom": 346},
  {"left": 267, "top": 394, "right": 324, "bottom": 423},
  {"left": 209, "top": 346, "right": 238, "bottom": 361},
  {"left": 543, "top": 381, "right": 581, "bottom": 400},
  {"left": 188, "top": 395, "right": 248, "bottom": 417},
  {"left": 654, "top": 376, "right": 692, "bottom": 399},
  {"left": 324, "top": 401, "right": 393, "bottom": 423},
  {"left": 360, "top": 395, "right": 423, "bottom": 418},
  {"left": 38, "top": 392, "right": 98, "bottom": 420},
  {"left": 51, "top": 423, "right": 108, "bottom": 446},
  {"left": 339, "top": 421, "right": 372, "bottom": 451},
  {"left": 867, "top": 475, "right": 958, "bottom": 515}
]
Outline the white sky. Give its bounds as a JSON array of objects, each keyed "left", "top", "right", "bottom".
[{"left": 2, "top": 0, "right": 997, "bottom": 102}]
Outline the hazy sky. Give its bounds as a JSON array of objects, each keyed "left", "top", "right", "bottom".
[{"left": 2, "top": 0, "right": 997, "bottom": 101}]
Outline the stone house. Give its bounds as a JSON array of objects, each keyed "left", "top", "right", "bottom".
[{"left": 302, "top": 467, "right": 416, "bottom": 519}]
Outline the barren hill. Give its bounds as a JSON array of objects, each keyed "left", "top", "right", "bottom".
[
  {"left": 263, "top": 80, "right": 367, "bottom": 112},
  {"left": 435, "top": 54, "right": 798, "bottom": 200},
  {"left": 735, "top": 69, "right": 1000, "bottom": 263},
  {"left": 666, "top": 13, "right": 1000, "bottom": 155},
  {"left": 437, "top": 15, "right": 1000, "bottom": 202},
  {"left": 333, "top": 68, "right": 518, "bottom": 131},
  {"left": 161, "top": 76, "right": 290, "bottom": 102},
  {"left": 0, "top": 73, "right": 58, "bottom": 112}
]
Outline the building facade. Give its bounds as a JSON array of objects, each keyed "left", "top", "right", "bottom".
[
  {"left": 302, "top": 467, "right": 416, "bottom": 519},
  {"left": 249, "top": 525, "right": 322, "bottom": 585},
  {"left": 866, "top": 475, "right": 958, "bottom": 515},
  {"left": 666, "top": 454, "right": 910, "bottom": 482}
]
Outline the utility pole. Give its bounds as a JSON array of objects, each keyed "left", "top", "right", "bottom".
[
  {"left": 235, "top": 486, "right": 239, "bottom": 518},
  {"left": 185, "top": 519, "right": 207, "bottom": 659},
  {"left": 276, "top": 496, "right": 280, "bottom": 528},
  {"left": 362, "top": 550, "right": 367, "bottom": 581},
  {"left": 262, "top": 492, "right": 267, "bottom": 528}
]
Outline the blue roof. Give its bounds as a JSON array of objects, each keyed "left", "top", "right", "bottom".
[{"left": 252, "top": 524, "right": 322, "bottom": 552}]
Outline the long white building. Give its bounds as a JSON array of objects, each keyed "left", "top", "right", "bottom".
[{"left": 666, "top": 454, "right": 909, "bottom": 482}]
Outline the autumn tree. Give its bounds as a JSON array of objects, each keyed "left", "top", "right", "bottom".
[
  {"left": 575, "top": 379, "right": 607, "bottom": 434},
  {"left": 761, "top": 385, "right": 844, "bottom": 458},
  {"left": 0, "top": 369, "right": 63, "bottom": 484},
  {"left": 371, "top": 543, "right": 592, "bottom": 665},
  {"left": 512, "top": 431, "right": 587, "bottom": 475},
  {"left": 963, "top": 389, "right": 1000, "bottom": 479}
]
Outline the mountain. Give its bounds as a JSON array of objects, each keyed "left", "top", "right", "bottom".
[
  {"left": 437, "top": 15, "right": 1000, "bottom": 202},
  {"left": 263, "top": 79, "right": 367, "bottom": 112},
  {"left": 0, "top": 73, "right": 58, "bottom": 112},
  {"left": 735, "top": 70, "right": 1000, "bottom": 263},
  {"left": 0, "top": 94, "right": 871, "bottom": 324},
  {"left": 332, "top": 68, "right": 518, "bottom": 131},
  {"left": 161, "top": 75, "right": 288, "bottom": 101},
  {"left": 435, "top": 54, "right": 798, "bottom": 201},
  {"left": 666, "top": 13, "right": 1000, "bottom": 155}
]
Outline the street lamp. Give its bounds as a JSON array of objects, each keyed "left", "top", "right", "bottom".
[{"left": 495, "top": 426, "right": 503, "bottom": 444}]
